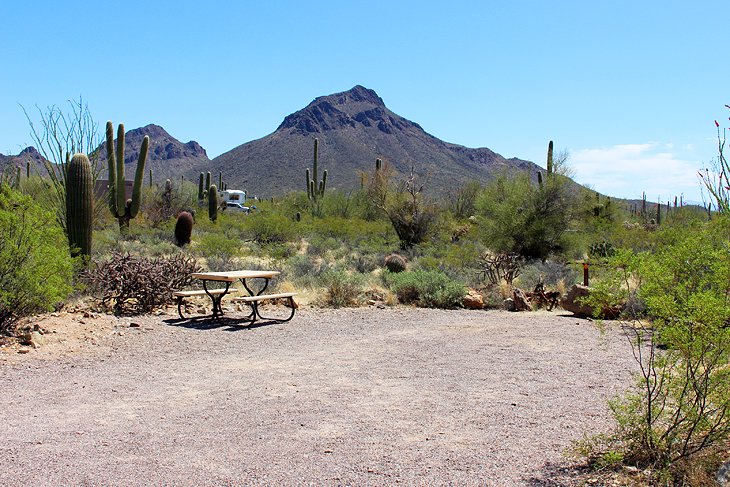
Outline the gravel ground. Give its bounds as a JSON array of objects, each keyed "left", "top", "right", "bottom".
[{"left": 0, "top": 307, "right": 636, "bottom": 486}]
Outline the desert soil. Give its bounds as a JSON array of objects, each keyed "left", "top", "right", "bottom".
[{"left": 0, "top": 305, "right": 636, "bottom": 486}]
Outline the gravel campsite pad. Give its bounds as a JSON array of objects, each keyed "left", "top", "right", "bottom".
[{"left": 0, "top": 307, "right": 636, "bottom": 485}]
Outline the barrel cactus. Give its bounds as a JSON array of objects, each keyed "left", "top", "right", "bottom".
[
  {"left": 174, "top": 211, "right": 194, "bottom": 246},
  {"left": 384, "top": 254, "right": 407, "bottom": 273},
  {"left": 65, "top": 153, "right": 93, "bottom": 258}
]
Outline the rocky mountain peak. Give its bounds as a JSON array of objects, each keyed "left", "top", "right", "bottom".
[{"left": 277, "top": 85, "right": 414, "bottom": 135}]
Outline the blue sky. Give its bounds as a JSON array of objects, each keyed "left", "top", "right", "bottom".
[{"left": 1, "top": 1, "right": 726, "bottom": 203}]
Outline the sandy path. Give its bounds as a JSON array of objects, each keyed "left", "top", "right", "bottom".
[{"left": 0, "top": 307, "right": 635, "bottom": 485}]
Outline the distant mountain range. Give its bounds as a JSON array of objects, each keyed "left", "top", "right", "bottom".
[{"left": 2, "top": 85, "right": 545, "bottom": 197}]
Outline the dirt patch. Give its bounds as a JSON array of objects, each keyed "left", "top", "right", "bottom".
[{"left": 0, "top": 307, "right": 636, "bottom": 485}]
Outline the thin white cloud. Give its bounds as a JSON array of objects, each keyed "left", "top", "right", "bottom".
[{"left": 571, "top": 143, "right": 703, "bottom": 202}]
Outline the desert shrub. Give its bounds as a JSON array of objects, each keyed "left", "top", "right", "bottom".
[
  {"left": 516, "top": 260, "right": 578, "bottom": 291},
  {"left": 347, "top": 252, "right": 383, "bottom": 274},
  {"left": 195, "top": 232, "right": 242, "bottom": 271},
  {"left": 306, "top": 234, "right": 340, "bottom": 257},
  {"left": 286, "top": 254, "right": 324, "bottom": 278},
  {"left": 0, "top": 185, "right": 74, "bottom": 333},
  {"left": 581, "top": 219, "right": 730, "bottom": 482},
  {"left": 321, "top": 268, "right": 365, "bottom": 308},
  {"left": 241, "top": 213, "right": 296, "bottom": 245},
  {"left": 383, "top": 270, "right": 465, "bottom": 308},
  {"left": 83, "top": 251, "right": 201, "bottom": 315}
]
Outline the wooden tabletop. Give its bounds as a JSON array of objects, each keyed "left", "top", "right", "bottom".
[{"left": 191, "top": 270, "right": 281, "bottom": 282}]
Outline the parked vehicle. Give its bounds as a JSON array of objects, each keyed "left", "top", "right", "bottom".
[{"left": 225, "top": 201, "right": 250, "bottom": 213}]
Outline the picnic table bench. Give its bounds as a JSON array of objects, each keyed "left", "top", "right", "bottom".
[{"left": 174, "top": 270, "right": 297, "bottom": 323}]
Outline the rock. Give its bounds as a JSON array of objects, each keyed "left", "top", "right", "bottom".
[
  {"left": 503, "top": 298, "right": 515, "bottom": 311},
  {"left": 512, "top": 288, "right": 532, "bottom": 312},
  {"left": 17, "top": 348, "right": 31, "bottom": 354},
  {"left": 560, "top": 284, "right": 593, "bottom": 317},
  {"left": 129, "top": 322, "right": 141, "bottom": 328},
  {"left": 718, "top": 460, "right": 730, "bottom": 486},
  {"left": 22, "top": 331, "right": 45, "bottom": 349},
  {"left": 560, "top": 284, "right": 621, "bottom": 318},
  {"left": 462, "top": 290, "right": 484, "bottom": 309}
]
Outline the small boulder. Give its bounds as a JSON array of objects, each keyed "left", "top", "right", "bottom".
[
  {"left": 560, "top": 284, "right": 594, "bottom": 317},
  {"left": 463, "top": 290, "right": 484, "bottom": 309},
  {"left": 503, "top": 298, "right": 516, "bottom": 311},
  {"left": 560, "top": 284, "right": 620, "bottom": 318}
]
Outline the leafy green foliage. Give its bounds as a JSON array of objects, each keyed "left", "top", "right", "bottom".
[
  {"left": 383, "top": 269, "right": 465, "bottom": 308},
  {"left": 582, "top": 218, "right": 730, "bottom": 482},
  {"left": 0, "top": 185, "right": 74, "bottom": 333},
  {"left": 476, "top": 172, "right": 575, "bottom": 260}
]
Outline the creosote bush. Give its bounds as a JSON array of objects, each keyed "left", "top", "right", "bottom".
[
  {"left": 581, "top": 219, "right": 730, "bottom": 483},
  {"left": 383, "top": 269, "right": 465, "bottom": 308},
  {"left": 83, "top": 251, "right": 201, "bottom": 315},
  {"left": 0, "top": 185, "right": 74, "bottom": 333}
]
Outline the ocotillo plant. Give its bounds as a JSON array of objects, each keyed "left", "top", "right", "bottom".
[
  {"left": 66, "top": 153, "right": 93, "bottom": 258},
  {"left": 305, "top": 138, "right": 327, "bottom": 204},
  {"left": 106, "top": 121, "right": 149, "bottom": 230},
  {"left": 547, "top": 140, "right": 554, "bottom": 176},
  {"left": 208, "top": 184, "right": 219, "bottom": 222}
]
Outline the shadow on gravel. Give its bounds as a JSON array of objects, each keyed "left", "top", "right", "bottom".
[
  {"left": 524, "top": 460, "right": 592, "bottom": 486},
  {"left": 162, "top": 317, "right": 283, "bottom": 332}
]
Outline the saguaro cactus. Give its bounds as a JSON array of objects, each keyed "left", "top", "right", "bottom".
[
  {"left": 305, "top": 138, "right": 327, "bottom": 203},
  {"left": 106, "top": 121, "right": 149, "bottom": 230},
  {"left": 208, "top": 184, "right": 219, "bottom": 222},
  {"left": 66, "top": 153, "right": 93, "bottom": 257},
  {"left": 198, "top": 173, "right": 205, "bottom": 202},
  {"left": 547, "top": 140, "right": 554, "bottom": 176}
]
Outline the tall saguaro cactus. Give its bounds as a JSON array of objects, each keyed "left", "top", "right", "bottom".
[
  {"left": 547, "top": 140, "right": 554, "bottom": 176},
  {"left": 305, "top": 138, "right": 327, "bottom": 204},
  {"left": 66, "top": 153, "right": 93, "bottom": 258},
  {"left": 106, "top": 121, "right": 149, "bottom": 230}
]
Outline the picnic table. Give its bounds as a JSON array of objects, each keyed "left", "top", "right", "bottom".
[{"left": 174, "top": 270, "right": 297, "bottom": 323}]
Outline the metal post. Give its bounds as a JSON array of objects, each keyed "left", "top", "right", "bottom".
[{"left": 583, "top": 262, "right": 589, "bottom": 287}]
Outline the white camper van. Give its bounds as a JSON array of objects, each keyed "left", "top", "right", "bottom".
[{"left": 220, "top": 190, "right": 250, "bottom": 213}]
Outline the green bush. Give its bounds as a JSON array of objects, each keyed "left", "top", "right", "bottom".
[
  {"left": 0, "top": 185, "right": 74, "bottom": 333},
  {"left": 476, "top": 172, "right": 575, "bottom": 260},
  {"left": 582, "top": 218, "right": 730, "bottom": 482},
  {"left": 241, "top": 212, "right": 296, "bottom": 245},
  {"left": 383, "top": 269, "right": 465, "bottom": 308},
  {"left": 196, "top": 232, "right": 243, "bottom": 271},
  {"left": 321, "top": 268, "right": 365, "bottom": 308}
]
